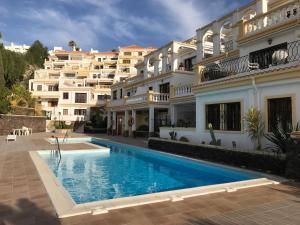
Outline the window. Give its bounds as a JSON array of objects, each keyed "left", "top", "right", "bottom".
[
  {"left": 30, "top": 83, "right": 33, "bottom": 91},
  {"left": 113, "top": 90, "right": 117, "bottom": 100},
  {"left": 206, "top": 104, "right": 220, "bottom": 130},
  {"left": 206, "top": 102, "right": 241, "bottom": 131},
  {"left": 120, "top": 89, "right": 123, "bottom": 99},
  {"left": 138, "top": 52, "right": 143, "bottom": 56},
  {"left": 75, "top": 93, "right": 87, "bottom": 103},
  {"left": 49, "top": 101, "right": 58, "bottom": 107},
  {"left": 184, "top": 56, "right": 196, "bottom": 71},
  {"left": 74, "top": 109, "right": 86, "bottom": 116},
  {"left": 37, "top": 85, "right": 42, "bottom": 91},
  {"left": 123, "top": 60, "right": 131, "bottom": 64},
  {"left": 124, "top": 52, "right": 131, "bottom": 56},
  {"left": 249, "top": 43, "right": 288, "bottom": 70},
  {"left": 127, "top": 92, "right": 131, "bottom": 97},
  {"left": 159, "top": 83, "right": 170, "bottom": 93},
  {"left": 268, "top": 97, "right": 292, "bottom": 132},
  {"left": 97, "top": 95, "right": 107, "bottom": 100},
  {"left": 63, "top": 92, "right": 69, "bottom": 99},
  {"left": 63, "top": 109, "right": 68, "bottom": 115},
  {"left": 149, "top": 87, "right": 153, "bottom": 91},
  {"left": 122, "top": 68, "right": 130, "bottom": 73},
  {"left": 48, "top": 85, "right": 58, "bottom": 91}
]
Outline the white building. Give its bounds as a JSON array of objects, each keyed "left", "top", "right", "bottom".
[
  {"left": 29, "top": 46, "right": 155, "bottom": 123},
  {"left": 106, "top": 38, "right": 197, "bottom": 136},
  {"left": 160, "top": 0, "right": 300, "bottom": 150},
  {"left": 4, "top": 42, "right": 30, "bottom": 54}
]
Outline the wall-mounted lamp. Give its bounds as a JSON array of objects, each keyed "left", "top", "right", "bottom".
[{"left": 267, "top": 38, "right": 273, "bottom": 45}]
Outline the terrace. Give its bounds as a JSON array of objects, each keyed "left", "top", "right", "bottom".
[
  {"left": 0, "top": 133, "right": 300, "bottom": 225},
  {"left": 197, "top": 40, "right": 300, "bottom": 83}
]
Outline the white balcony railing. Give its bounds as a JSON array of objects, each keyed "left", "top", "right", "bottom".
[
  {"left": 244, "top": 1, "right": 300, "bottom": 36},
  {"left": 174, "top": 84, "right": 193, "bottom": 97},
  {"left": 109, "top": 99, "right": 125, "bottom": 107},
  {"left": 151, "top": 93, "right": 169, "bottom": 102},
  {"left": 126, "top": 93, "right": 148, "bottom": 105}
]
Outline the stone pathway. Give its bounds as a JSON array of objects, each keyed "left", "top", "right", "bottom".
[{"left": 0, "top": 133, "right": 300, "bottom": 225}]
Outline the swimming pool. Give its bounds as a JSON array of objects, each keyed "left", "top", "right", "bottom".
[
  {"left": 40, "top": 138, "right": 261, "bottom": 204},
  {"left": 31, "top": 137, "right": 279, "bottom": 217}
]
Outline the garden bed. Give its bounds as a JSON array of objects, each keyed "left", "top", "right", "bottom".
[{"left": 148, "top": 138, "right": 286, "bottom": 176}]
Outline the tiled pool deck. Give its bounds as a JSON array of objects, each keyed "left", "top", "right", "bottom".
[{"left": 0, "top": 133, "right": 300, "bottom": 225}]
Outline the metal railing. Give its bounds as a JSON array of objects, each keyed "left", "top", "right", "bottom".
[{"left": 201, "top": 40, "right": 300, "bottom": 82}]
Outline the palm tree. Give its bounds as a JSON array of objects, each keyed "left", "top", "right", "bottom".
[{"left": 68, "top": 40, "right": 76, "bottom": 51}]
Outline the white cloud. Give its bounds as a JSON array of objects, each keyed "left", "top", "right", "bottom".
[
  {"left": 7, "top": 0, "right": 245, "bottom": 50},
  {"left": 153, "top": 0, "right": 207, "bottom": 39}
]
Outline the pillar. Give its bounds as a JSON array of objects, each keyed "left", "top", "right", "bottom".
[
  {"left": 153, "top": 58, "right": 160, "bottom": 76},
  {"left": 131, "top": 109, "right": 136, "bottom": 131},
  {"left": 213, "top": 22, "right": 221, "bottom": 56},
  {"left": 161, "top": 49, "right": 168, "bottom": 73},
  {"left": 124, "top": 110, "right": 129, "bottom": 131},
  {"left": 149, "top": 107, "right": 155, "bottom": 135},
  {"left": 256, "top": 0, "right": 268, "bottom": 14},
  {"left": 112, "top": 111, "right": 116, "bottom": 132},
  {"left": 170, "top": 105, "right": 176, "bottom": 126},
  {"left": 213, "top": 33, "right": 220, "bottom": 56},
  {"left": 107, "top": 111, "right": 111, "bottom": 129},
  {"left": 196, "top": 30, "right": 204, "bottom": 62}
]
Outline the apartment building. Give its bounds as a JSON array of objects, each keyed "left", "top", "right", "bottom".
[
  {"left": 29, "top": 45, "right": 155, "bottom": 123},
  {"left": 106, "top": 39, "right": 197, "bottom": 136},
  {"left": 5, "top": 42, "right": 30, "bottom": 54},
  {"left": 159, "top": 0, "right": 300, "bottom": 150}
]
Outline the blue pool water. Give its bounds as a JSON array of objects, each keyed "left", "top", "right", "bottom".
[{"left": 39, "top": 138, "right": 260, "bottom": 204}]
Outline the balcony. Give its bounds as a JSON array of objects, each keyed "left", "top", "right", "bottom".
[
  {"left": 127, "top": 75, "right": 144, "bottom": 84},
  {"left": 243, "top": 0, "right": 300, "bottom": 37},
  {"left": 199, "top": 40, "right": 300, "bottom": 82},
  {"left": 109, "top": 92, "right": 170, "bottom": 108},
  {"left": 126, "top": 93, "right": 148, "bottom": 105},
  {"left": 172, "top": 84, "right": 193, "bottom": 98},
  {"left": 32, "top": 91, "right": 59, "bottom": 99},
  {"left": 109, "top": 99, "right": 125, "bottom": 107}
]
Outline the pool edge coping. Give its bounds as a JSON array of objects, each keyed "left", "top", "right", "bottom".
[{"left": 30, "top": 137, "right": 285, "bottom": 218}]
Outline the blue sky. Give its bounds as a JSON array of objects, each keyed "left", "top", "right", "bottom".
[{"left": 0, "top": 0, "right": 251, "bottom": 51}]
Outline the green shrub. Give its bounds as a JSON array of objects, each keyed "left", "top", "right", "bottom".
[{"left": 55, "top": 122, "right": 73, "bottom": 129}]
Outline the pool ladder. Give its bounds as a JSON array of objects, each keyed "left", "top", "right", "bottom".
[{"left": 51, "top": 136, "right": 62, "bottom": 161}]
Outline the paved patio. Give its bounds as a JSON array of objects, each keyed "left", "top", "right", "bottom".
[{"left": 0, "top": 133, "right": 300, "bottom": 225}]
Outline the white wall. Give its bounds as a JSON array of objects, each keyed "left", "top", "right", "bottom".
[
  {"left": 160, "top": 127, "right": 198, "bottom": 144},
  {"left": 160, "top": 78, "right": 300, "bottom": 150},
  {"left": 193, "top": 79, "right": 300, "bottom": 150}
]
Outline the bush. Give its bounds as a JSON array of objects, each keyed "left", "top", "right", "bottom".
[
  {"left": 179, "top": 136, "right": 189, "bottom": 142},
  {"left": 148, "top": 138, "right": 286, "bottom": 175},
  {"left": 55, "top": 122, "right": 73, "bottom": 130}
]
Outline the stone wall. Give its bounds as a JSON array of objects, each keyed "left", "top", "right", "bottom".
[{"left": 0, "top": 114, "right": 46, "bottom": 136}]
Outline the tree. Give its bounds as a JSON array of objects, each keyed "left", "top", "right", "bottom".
[
  {"left": 0, "top": 87, "right": 10, "bottom": 114},
  {"left": 9, "top": 83, "right": 35, "bottom": 108},
  {"left": 0, "top": 33, "right": 5, "bottom": 88},
  {"left": 68, "top": 40, "right": 76, "bottom": 51},
  {"left": 0, "top": 46, "right": 5, "bottom": 89},
  {"left": 1, "top": 47, "right": 27, "bottom": 88},
  {"left": 25, "top": 40, "right": 48, "bottom": 68},
  {"left": 244, "top": 107, "right": 265, "bottom": 150}
]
